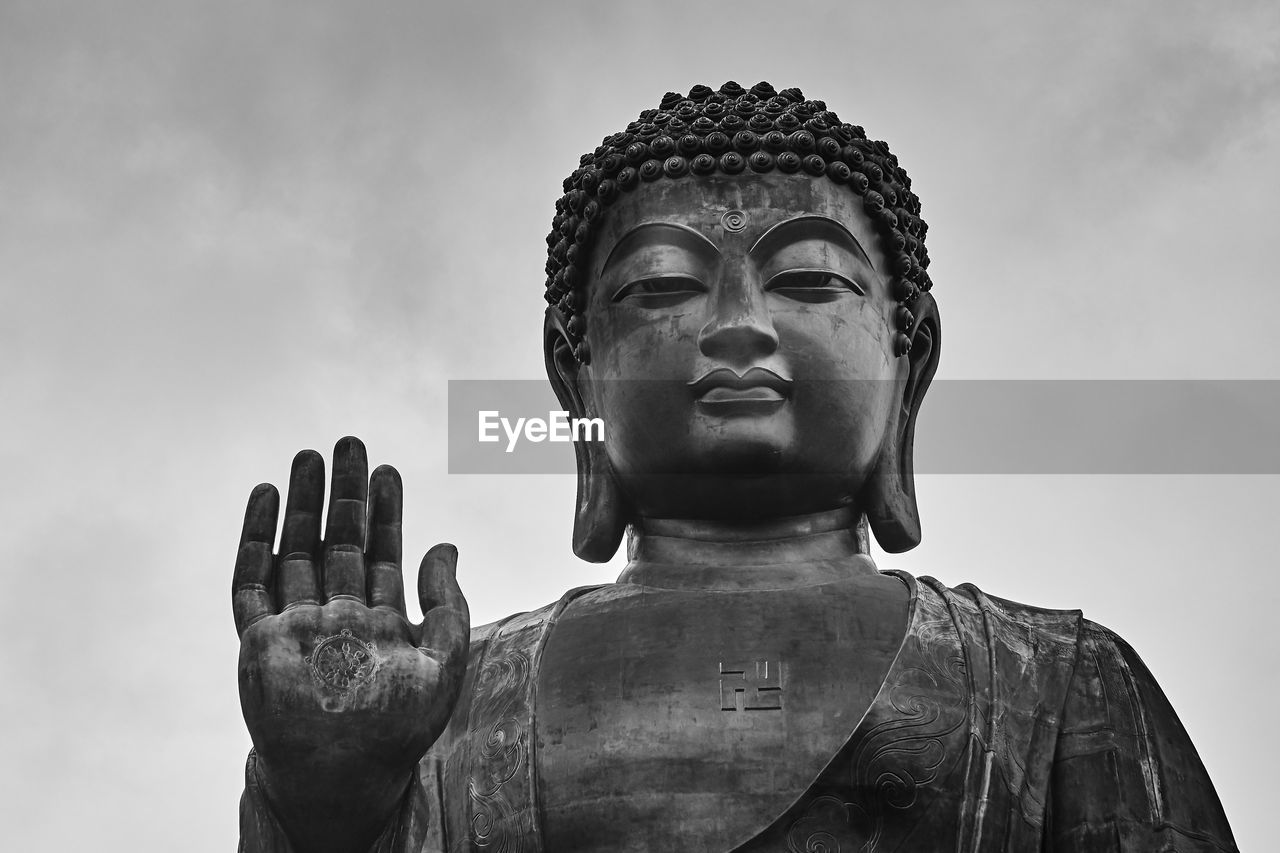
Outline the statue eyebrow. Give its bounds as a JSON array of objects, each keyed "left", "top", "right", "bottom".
[
  {"left": 748, "top": 215, "right": 873, "bottom": 266},
  {"left": 599, "top": 222, "right": 721, "bottom": 274}
]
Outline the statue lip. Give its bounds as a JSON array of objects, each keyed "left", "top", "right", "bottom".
[{"left": 687, "top": 367, "right": 792, "bottom": 406}]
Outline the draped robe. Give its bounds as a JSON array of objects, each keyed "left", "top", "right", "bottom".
[{"left": 240, "top": 571, "right": 1237, "bottom": 852}]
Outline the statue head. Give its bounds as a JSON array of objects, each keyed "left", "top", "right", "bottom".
[{"left": 543, "top": 82, "right": 940, "bottom": 562}]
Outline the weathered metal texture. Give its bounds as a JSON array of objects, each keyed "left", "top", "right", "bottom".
[
  {"left": 385, "top": 570, "right": 1232, "bottom": 851},
  {"left": 234, "top": 82, "right": 1236, "bottom": 852},
  {"left": 239, "top": 562, "right": 1238, "bottom": 851}
]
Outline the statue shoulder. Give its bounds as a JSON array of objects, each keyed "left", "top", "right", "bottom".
[
  {"left": 960, "top": 582, "right": 1085, "bottom": 640},
  {"left": 905, "top": 572, "right": 1085, "bottom": 650},
  {"left": 1049, "top": 619, "right": 1238, "bottom": 849},
  {"left": 1063, "top": 615, "right": 1205, "bottom": 736},
  {"left": 901, "top": 575, "right": 1236, "bottom": 847}
]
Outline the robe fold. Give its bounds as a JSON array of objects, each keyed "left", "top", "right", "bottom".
[{"left": 240, "top": 573, "right": 1236, "bottom": 852}]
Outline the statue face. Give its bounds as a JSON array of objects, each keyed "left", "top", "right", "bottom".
[{"left": 573, "top": 173, "right": 912, "bottom": 521}]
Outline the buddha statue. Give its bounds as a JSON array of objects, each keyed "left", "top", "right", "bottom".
[{"left": 232, "top": 83, "right": 1237, "bottom": 852}]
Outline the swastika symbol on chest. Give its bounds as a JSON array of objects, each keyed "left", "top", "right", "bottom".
[{"left": 719, "top": 660, "right": 784, "bottom": 711}]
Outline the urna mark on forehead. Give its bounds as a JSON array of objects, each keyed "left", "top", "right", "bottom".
[
  {"left": 586, "top": 174, "right": 882, "bottom": 282},
  {"left": 544, "top": 81, "right": 933, "bottom": 364},
  {"left": 583, "top": 174, "right": 890, "bottom": 308}
]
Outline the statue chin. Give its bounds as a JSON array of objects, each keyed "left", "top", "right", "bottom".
[
  {"left": 688, "top": 416, "right": 793, "bottom": 474},
  {"left": 613, "top": 471, "right": 864, "bottom": 525}
]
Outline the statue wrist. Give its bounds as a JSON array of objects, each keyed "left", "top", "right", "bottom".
[{"left": 248, "top": 748, "right": 416, "bottom": 853}]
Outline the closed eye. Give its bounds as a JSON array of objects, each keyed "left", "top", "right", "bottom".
[
  {"left": 764, "top": 269, "right": 864, "bottom": 302},
  {"left": 612, "top": 275, "right": 707, "bottom": 305}
]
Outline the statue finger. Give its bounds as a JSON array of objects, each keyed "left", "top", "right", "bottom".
[
  {"left": 417, "top": 544, "right": 469, "bottom": 668},
  {"left": 278, "top": 449, "right": 324, "bottom": 560},
  {"left": 366, "top": 465, "right": 406, "bottom": 615},
  {"left": 277, "top": 554, "right": 320, "bottom": 608},
  {"left": 322, "top": 544, "right": 366, "bottom": 604},
  {"left": 232, "top": 483, "right": 278, "bottom": 637},
  {"left": 323, "top": 436, "right": 367, "bottom": 550},
  {"left": 368, "top": 561, "right": 405, "bottom": 615},
  {"left": 366, "top": 465, "right": 403, "bottom": 567},
  {"left": 417, "top": 543, "right": 458, "bottom": 614}
]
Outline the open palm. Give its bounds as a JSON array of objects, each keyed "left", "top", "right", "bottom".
[{"left": 232, "top": 437, "right": 468, "bottom": 852}]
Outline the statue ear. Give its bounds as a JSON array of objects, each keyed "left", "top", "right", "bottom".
[
  {"left": 543, "top": 309, "right": 628, "bottom": 562},
  {"left": 864, "top": 293, "right": 940, "bottom": 553}
]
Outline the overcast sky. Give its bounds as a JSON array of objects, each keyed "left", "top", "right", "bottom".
[{"left": 2, "top": 1, "right": 1276, "bottom": 850}]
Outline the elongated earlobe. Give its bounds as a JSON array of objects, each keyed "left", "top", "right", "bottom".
[
  {"left": 544, "top": 309, "right": 628, "bottom": 562},
  {"left": 864, "top": 293, "right": 940, "bottom": 553}
]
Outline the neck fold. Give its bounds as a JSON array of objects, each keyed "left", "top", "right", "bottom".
[{"left": 618, "top": 507, "right": 876, "bottom": 590}]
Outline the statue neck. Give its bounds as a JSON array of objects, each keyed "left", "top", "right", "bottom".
[{"left": 617, "top": 507, "right": 877, "bottom": 591}]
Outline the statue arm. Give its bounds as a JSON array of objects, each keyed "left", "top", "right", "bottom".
[{"left": 1045, "top": 622, "right": 1237, "bottom": 852}]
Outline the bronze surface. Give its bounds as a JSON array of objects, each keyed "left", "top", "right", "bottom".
[{"left": 232, "top": 83, "right": 1236, "bottom": 852}]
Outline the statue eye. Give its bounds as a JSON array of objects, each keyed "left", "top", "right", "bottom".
[
  {"left": 765, "top": 269, "right": 863, "bottom": 302},
  {"left": 613, "top": 275, "right": 706, "bottom": 305}
]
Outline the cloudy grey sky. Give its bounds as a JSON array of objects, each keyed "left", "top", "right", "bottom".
[{"left": 2, "top": 1, "right": 1276, "bottom": 849}]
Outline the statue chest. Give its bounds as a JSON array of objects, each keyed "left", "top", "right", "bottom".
[{"left": 532, "top": 578, "right": 907, "bottom": 853}]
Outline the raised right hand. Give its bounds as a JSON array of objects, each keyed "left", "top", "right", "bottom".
[{"left": 232, "top": 436, "right": 469, "bottom": 853}]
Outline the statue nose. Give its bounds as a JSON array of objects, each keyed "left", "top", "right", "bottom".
[{"left": 697, "top": 273, "right": 779, "bottom": 362}]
